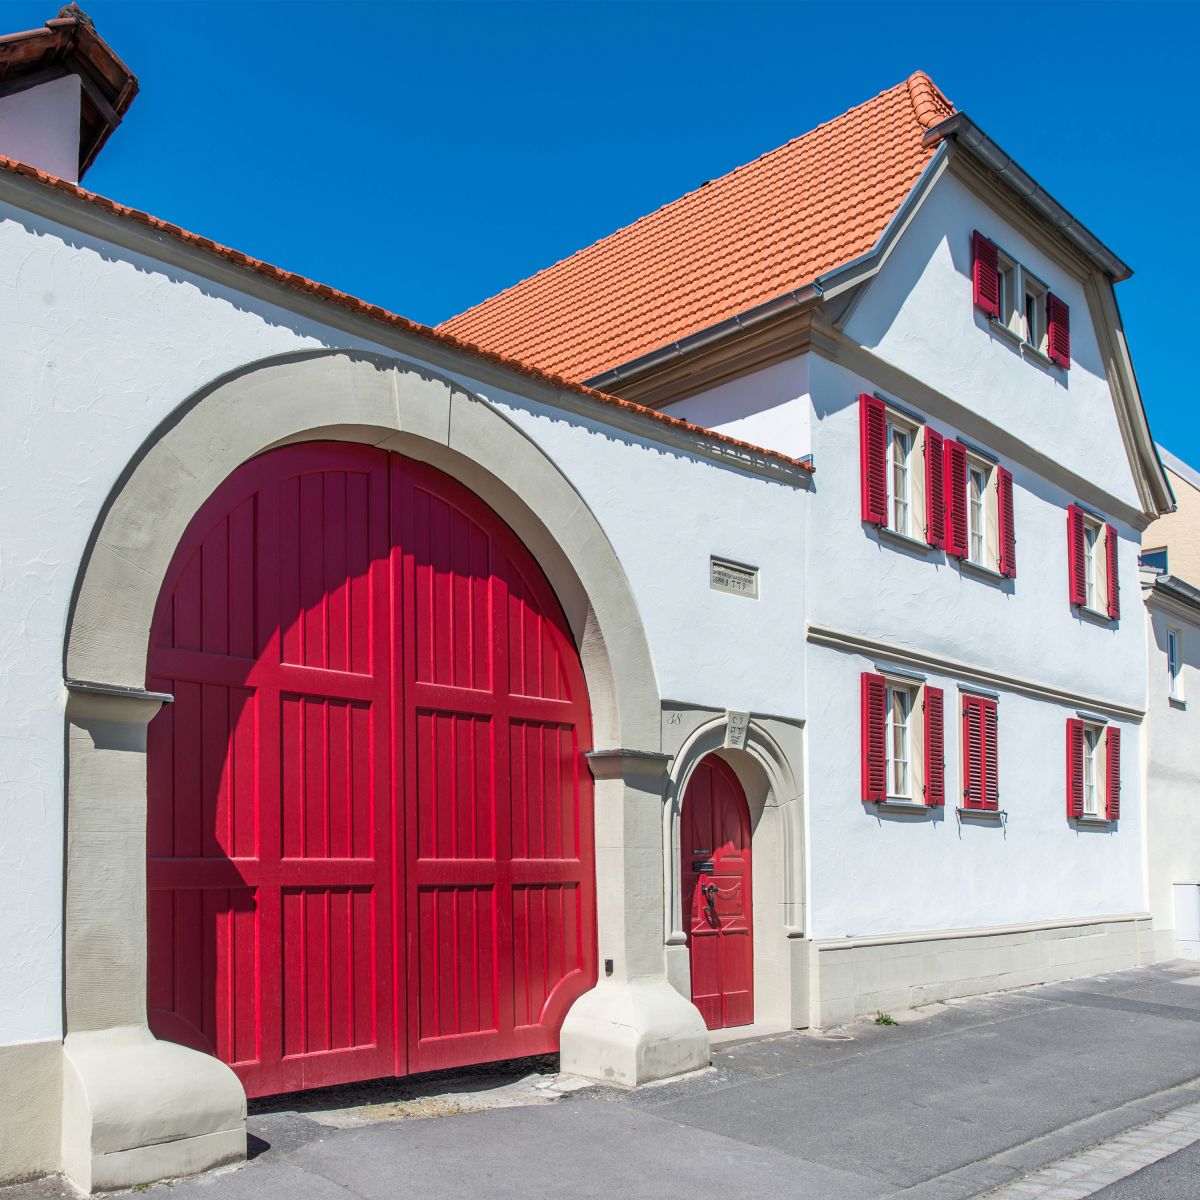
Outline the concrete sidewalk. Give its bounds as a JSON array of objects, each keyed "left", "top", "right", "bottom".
[{"left": 9, "top": 962, "right": 1200, "bottom": 1199}]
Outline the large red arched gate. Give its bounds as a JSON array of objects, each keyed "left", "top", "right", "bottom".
[{"left": 146, "top": 442, "right": 596, "bottom": 1096}]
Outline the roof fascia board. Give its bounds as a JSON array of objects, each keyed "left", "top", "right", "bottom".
[
  {"left": 922, "top": 113, "right": 1131, "bottom": 282},
  {"left": 819, "top": 318, "right": 1152, "bottom": 530},
  {"left": 0, "top": 169, "right": 810, "bottom": 490},
  {"left": 584, "top": 282, "right": 823, "bottom": 393},
  {"left": 1157, "top": 443, "right": 1197, "bottom": 496},
  {"left": 1144, "top": 576, "right": 1200, "bottom": 623}
]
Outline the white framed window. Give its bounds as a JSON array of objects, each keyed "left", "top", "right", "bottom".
[
  {"left": 885, "top": 682, "right": 914, "bottom": 799},
  {"left": 1082, "top": 724, "right": 1106, "bottom": 818},
  {"left": 1168, "top": 628, "right": 1184, "bottom": 701},
  {"left": 993, "top": 247, "right": 1048, "bottom": 355},
  {"left": 1140, "top": 547, "right": 1168, "bottom": 573},
  {"left": 1022, "top": 272, "right": 1048, "bottom": 354},
  {"left": 1081, "top": 514, "right": 1107, "bottom": 613},
  {"left": 887, "top": 419, "right": 915, "bottom": 537},
  {"left": 963, "top": 452, "right": 997, "bottom": 570}
]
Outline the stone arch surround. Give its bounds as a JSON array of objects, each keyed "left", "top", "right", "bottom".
[{"left": 61, "top": 349, "right": 706, "bottom": 1191}]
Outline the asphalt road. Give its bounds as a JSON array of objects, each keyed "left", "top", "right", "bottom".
[{"left": 5, "top": 962, "right": 1200, "bottom": 1200}]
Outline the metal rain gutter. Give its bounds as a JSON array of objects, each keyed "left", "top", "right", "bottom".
[
  {"left": 583, "top": 282, "right": 823, "bottom": 392},
  {"left": 923, "top": 113, "right": 1132, "bottom": 282}
]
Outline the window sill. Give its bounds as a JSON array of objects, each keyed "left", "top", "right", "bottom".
[
  {"left": 1075, "top": 814, "right": 1114, "bottom": 827},
  {"left": 957, "top": 805, "right": 1004, "bottom": 822},
  {"left": 1074, "top": 604, "right": 1116, "bottom": 627},
  {"left": 874, "top": 798, "right": 932, "bottom": 814},
  {"left": 958, "top": 557, "right": 1008, "bottom": 584},
  {"left": 1022, "top": 343, "right": 1058, "bottom": 370},
  {"left": 1169, "top": 695, "right": 1187, "bottom": 711},
  {"left": 989, "top": 317, "right": 1024, "bottom": 347},
  {"left": 877, "top": 525, "right": 934, "bottom": 554}
]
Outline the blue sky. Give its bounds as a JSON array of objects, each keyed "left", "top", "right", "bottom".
[{"left": 8, "top": 1, "right": 1198, "bottom": 464}]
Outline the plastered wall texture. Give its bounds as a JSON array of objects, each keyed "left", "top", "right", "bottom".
[
  {"left": 1144, "top": 602, "right": 1200, "bottom": 947},
  {"left": 1144, "top": 465, "right": 1200, "bottom": 586},
  {"left": 646, "top": 169, "right": 1152, "bottom": 944},
  {"left": 0, "top": 76, "right": 81, "bottom": 184},
  {"left": 0, "top": 201, "right": 808, "bottom": 1054}
]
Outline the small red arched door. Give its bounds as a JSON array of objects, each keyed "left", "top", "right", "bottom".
[
  {"left": 681, "top": 756, "right": 753, "bottom": 1030},
  {"left": 146, "top": 442, "right": 595, "bottom": 1096}
]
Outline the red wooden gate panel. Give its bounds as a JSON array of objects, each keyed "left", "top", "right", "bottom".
[
  {"left": 681, "top": 756, "right": 753, "bottom": 1030},
  {"left": 148, "top": 443, "right": 594, "bottom": 1096}
]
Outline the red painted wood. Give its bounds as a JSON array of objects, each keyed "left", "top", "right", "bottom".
[
  {"left": 1065, "top": 718, "right": 1085, "bottom": 820},
  {"left": 961, "top": 694, "right": 998, "bottom": 810},
  {"left": 1105, "top": 523, "right": 1121, "bottom": 621},
  {"left": 924, "top": 687, "right": 945, "bottom": 808},
  {"left": 1106, "top": 727, "right": 1121, "bottom": 821},
  {"left": 924, "top": 427, "right": 946, "bottom": 548},
  {"left": 681, "top": 756, "right": 753, "bottom": 1031},
  {"left": 860, "top": 672, "right": 887, "bottom": 803},
  {"left": 1047, "top": 293, "right": 1071, "bottom": 369},
  {"left": 972, "top": 230, "right": 1000, "bottom": 318},
  {"left": 1067, "top": 505, "right": 1087, "bottom": 607},
  {"left": 148, "top": 443, "right": 595, "bottom": 1096},
  {"left": 943, "top": 439, "right": 969, "bottom": 559},
  {"left": 997, "top": 466, "right": 1017, "bottom": 578},
  {"left": 859, "top": 394, "right": 887, "bottom": 526}
]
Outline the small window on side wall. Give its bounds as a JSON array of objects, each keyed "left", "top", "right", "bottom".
[
  {"left": 860, "top": 672, "right": 944, "bottom": 808},
  {"left": 1066, "top": 719, "right": 1120, "bottom": 822},
  {"left": 1168, "top": 628, "right": 1184, "bottom": 701}
]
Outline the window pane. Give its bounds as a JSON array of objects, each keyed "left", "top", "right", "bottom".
[
  {"left": 886, "top": 686, "right": 911, "bottom": 797},
  {"left": 1140, "top": 549, "right": 1168, "bottom": 573},
  {"left": 969, "top": 468, "right": 985, "bottom": 563},
  {"left": 889, "top": 426, "right": 910, "bottom": 535}
]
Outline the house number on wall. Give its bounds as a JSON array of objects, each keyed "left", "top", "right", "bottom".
[{"left": 710, "top": 556, "right": 759, "bottom": 598}]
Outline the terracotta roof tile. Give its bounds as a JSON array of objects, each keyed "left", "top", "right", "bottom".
[
  {"left": 0, "top": 153, "right": 812, "bottom": 476},
  {"left": 439, "top": 72, "right": 954, "bottom": 382}
]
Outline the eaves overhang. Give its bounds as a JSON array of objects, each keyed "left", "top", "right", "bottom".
[
  {"left": 922, "top": 112, "right": 1132, "bottom": 283},
  {"left": 1144, "top": 572, "right": 1200, "bottom": 619}
]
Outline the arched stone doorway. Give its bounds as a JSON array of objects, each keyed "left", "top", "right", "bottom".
[{"left": 61, "top": 351, "right": 707, "bottom": 1191}]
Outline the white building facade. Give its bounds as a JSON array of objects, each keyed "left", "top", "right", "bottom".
[{"left": 0, "top": 9, "right": 1178, "bottom": 1192}]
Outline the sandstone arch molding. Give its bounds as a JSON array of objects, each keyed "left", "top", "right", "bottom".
[
  {"left": 62, "top": 349, "right": 700, "bottom": 1191},
  {"left": 663, "top": 711, "right": 808, "bottom": 1031}
]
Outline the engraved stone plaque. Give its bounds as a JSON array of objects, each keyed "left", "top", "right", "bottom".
[
  {"left": 710, "top": 556, "right": 758, "bottom": 598},
  {"left": 724, "top": 709, "right": 750, "bottom": 750}
]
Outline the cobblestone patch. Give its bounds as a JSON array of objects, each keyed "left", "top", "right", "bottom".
[{"left": 982, "top": 1099, "right": 1200, "bottom": 1198}]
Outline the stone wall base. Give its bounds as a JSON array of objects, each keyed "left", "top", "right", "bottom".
[
  {"left": 0, "top": 1039, "right": 62, "bottom": 1184},
  {"left": 810, "top": 913, "right": 1156, "bottom": 1027}
]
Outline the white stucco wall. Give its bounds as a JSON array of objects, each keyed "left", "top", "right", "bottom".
[
  {"left": 0, "top": 75, "right": 81, "bottom": 183},
  {"left": 1144, "top": 599, "right": 1200, "bottom": 951},
  {"left": 660, "top": 357, "right": 812, "bottom": 462},
  {"left": 806, "top": 642, "right": 1143, "bottom": 938},
  {"left": 844, "top": 169, "right": 1140, "bottom": 512},
  {"left": 0, "top": 199, "right": 808, "bottom": 1047}
]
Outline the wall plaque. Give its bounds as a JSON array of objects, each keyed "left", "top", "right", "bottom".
[
  {"left": 724, "top": 710, "right": 750, "bottom": 750},
  {"left": 710, "top": 556, "right": 758, "bottom": 598}
]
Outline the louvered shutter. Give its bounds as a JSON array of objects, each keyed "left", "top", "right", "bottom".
[
  {"left": 982, "top": 698, "right": 999, "bottom": 809},
  {"left": 861, "top": 672, "right": 887, "bottom": 803},
  {"left": 1106, "top": 727, "right": 1121, "bottom": 820},
  {"left": 1105, "top": 524, "right": 1120, "bottom": 620},
  {"left": 972, "top": 231, "right": 1000, "bottom": 318},
  {"left": 997, "top": 466, "right": 1016, "bottom": 577},
  {"left": 1065, "top": 719, "right": 1085, "bottom": 819},
  {"left": 924, "top": 686, "right": 945, "bottom": 807},
  {"left": 943, "top": 440, "right": 969, "bottom": 558},
  {"left": 962, "top": 696, "right": 983, "bottom": 808},
  {"left": 924, "top": 428, "right": 946, "bottom": 548},
  {"left": 859, "top": 394, "right": 888, "bottom": 526},
  {"left": 1047, "top": 293, "right": 1071, "bottom": 368},
  {"left": 1067, "top": 505, "right": 1087, "bottom": 606}
]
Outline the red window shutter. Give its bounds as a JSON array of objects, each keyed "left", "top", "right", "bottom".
[
  {"left": 997, "top": 466, "right": 1016, "bottom": 577},
  {"left": 1106, "top": 727, "right": 1121, "bottom": 820},
  {"left": 859, "top": 394, "right": 887, "bottom": 526},
  {"left": 1067, "top": 505, "right": 1087, "bottom": 606},
  {"left": 962, "top": 696, "right": 982, "bottom": 808},
  {"left": 1047, "top": 293, "right": 1071, "bottom": 368},
  {"left": 1065, "top": 719, "right": 1085, "bottom": 819},
  {"left": 972, "top": 231, "right": 1000, "bottom": 318},
  {"left": 924, "top": 686, "right": 945, "bottom": 807},
  {"left": 1105, "top": 524, "right": 1120, "bottom": 620},
  {"left": 943, "top": 439, "right": 969, "bottom": 558},
  {"left": 924, "top": 428, "right": 946, "bottom": 548},
  {"left": 982, "top": 698, "right": 999, "bottom": 809},
  {"left": 861, "top": 672, "right": 887, "bottom": 803}
]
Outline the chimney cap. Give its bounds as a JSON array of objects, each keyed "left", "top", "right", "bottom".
[{"left": 0, "top": 4, "right": 138, "bottom": 178}]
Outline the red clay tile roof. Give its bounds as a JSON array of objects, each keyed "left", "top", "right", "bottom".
[
  {"left": 439, "top": 72, "right": 954, "bottom": 383},
  {"left": 0, "top": 153, "right": 812, "bottom": 476}
]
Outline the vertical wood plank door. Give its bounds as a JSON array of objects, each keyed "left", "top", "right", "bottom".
[
  {"left": 681, "top": 756, "right": 753, "bottom": 1030},
  {"left": 147, "top": 443, "right": 595, "bottom": 1097}
]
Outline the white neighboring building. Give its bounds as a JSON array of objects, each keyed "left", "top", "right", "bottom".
[
  {"left": 1141, "top": 449, "right": 1200, "bottom": 960},
  {"left": 0, "top": 7, "right": 1178, "bottom": 1193}
]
